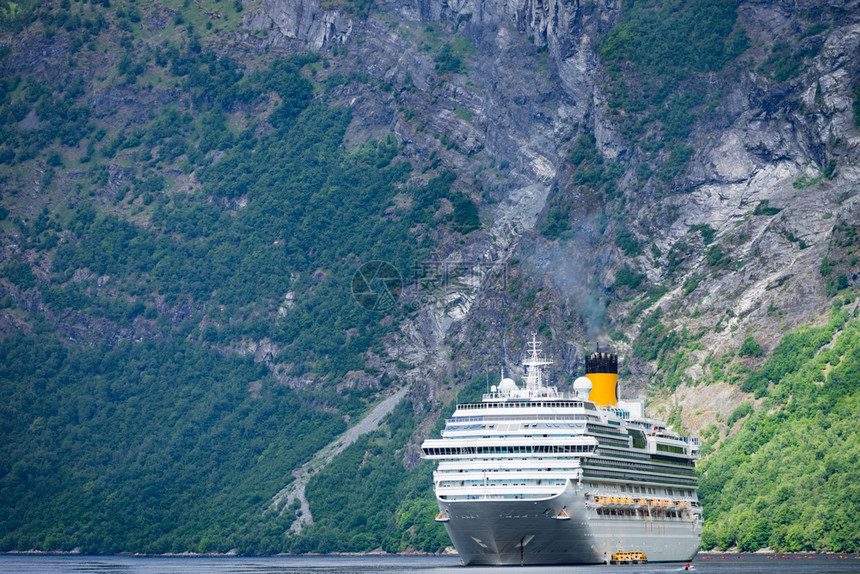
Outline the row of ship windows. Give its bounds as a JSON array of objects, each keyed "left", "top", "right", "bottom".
[
  {"left": 596, "top": 508, "right": 688, "bottom": 519},
  {"left": 594, "top": 437, "right": 631, "bottom": 447},
  {"left": 445, "top": 422, "right": 587, "bottom": 431},
  {"left": 458, "top": 401, "right": 595, "bottom": 410},
  {"left": 585, "top": 467, "right": 697, "bottom": 484},
  {"left": 439, "top": 479, "right": 567, "bottom": 488},
  {"left": 593, "top": 455, "right": 694, "bottom": 472},
  {"left": 442, "top": 495, "right": 547, "bottom": 501},
  {"left": 581, "top": 482, "right": 698, "bottom": 503},
  {"left": 424, "top": 444, "right": 597, "bottom": 456},
  {"left": 588, "top": 483, "right": 696, "bottom": 498},
  {"left": 448, "top": 414, "right": 593, "bottom": 423},
  {"left": 434, "top": 477, "right": 696, "bottom": 501},
  {"left": 599, "top": 450, "right": 694, "bottom": 468},
  {"left": 585, "top": 472, "right": 698, "bottom": 488},
  {"left": 437, "top": 467, "right": 576, "bottom": 474},
  {"left": 586, "top": 459, "right": 696, "bottom": 477}
]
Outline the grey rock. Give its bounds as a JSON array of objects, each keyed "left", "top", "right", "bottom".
[{"left": 243, "top": 0, "right": 355, "bottom": 49}]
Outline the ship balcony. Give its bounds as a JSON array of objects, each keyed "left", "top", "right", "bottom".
[
  {"left": 440, "top": 428, "right": 587, "bottom": 439},
  {"left": 433, "top": 469, "right": 581, "bottom": 484},
  {"left": 436, "top": 482, "right": 568, "bottom": 501},
  {"left": 421, "top": 437, "right": 598, "bottom": 459},
  {"left": 436, "top": 456, "right": 584, "bottom": 469},
  {"left": 434, "top": 462, "right": 583, "bottom": 479},
  {"left": 436, "top": 479, "right": 568, "bottom": 490}
]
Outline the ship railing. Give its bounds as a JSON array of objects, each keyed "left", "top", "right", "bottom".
[
  {"left": 480, "top": 392, "right": 566, "bottom": 401},
  {"left": 599, "top": 406, "right": 630, "bottom": 419},
  {"left": 448, "top": 413, "right": 590, "bottom": 423},
  {"left": 461, "top": 399, "right": 586, "bottom": 410},
  {"left": 676, "top": 436, "right": 701, "bottom": 445}
]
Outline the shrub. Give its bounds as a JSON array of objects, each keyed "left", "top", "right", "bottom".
[
  {"left": 615, "top": 267, "right": 646, "bottom": 290},
  {"left": 539, "top": 206, "right": 570, "bottom": 240},
  {"left": 739, "top": 336, "right": 763, "bottom": 358},
  {"left": 726, "top": 401, "right": 753, "bottom": 427},
  {"left": 616, "top": 225, "right": 643, "bottom": 257}
]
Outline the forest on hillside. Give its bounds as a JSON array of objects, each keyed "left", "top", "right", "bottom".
[
  {"left": 1, "top": 0, "right": 859, "bottom": 556},
  {"left": 0, "top": 0, "right": 484, "bottom": 553}
]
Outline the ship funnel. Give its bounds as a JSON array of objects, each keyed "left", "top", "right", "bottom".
[{"left": 585, "top": 351, "right": 618, "bottom": 406}]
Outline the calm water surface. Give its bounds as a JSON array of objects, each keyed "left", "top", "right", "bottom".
[{"left": 1, "top": 555, "right": 859, "bottom": 574}]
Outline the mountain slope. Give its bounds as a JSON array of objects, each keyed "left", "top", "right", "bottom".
[
  {"left": 0, "top": 0, "right": 859, "bottom": 555},
  {"left": 699, "top": 306, "right": 860, "bottom": 552}
]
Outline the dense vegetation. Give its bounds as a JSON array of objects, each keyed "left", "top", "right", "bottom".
[
  {"left": 539, "top": 134, "right": 622, "bottom": 239},
  {"left": 296, "top": 401, "right": 447, "bottom": 553},
  {"left": 700, "top": 307, "right": 860, "bottom": 552},
  {"left": 0, "top": 0, "right": 481, "bottom": 554},
  {"left": 0, "top": 0, "right": 858, "bottom": 558},
  {"left": 596, "top": 0, "right": 747, "bottom": 185},
  {"left": 294, "top": 374, "right": 492, "bottom": 553},
  {"left": 7, "top": 47, "right": 459, "bottom": 388},
  {"left": 0, "top": 327, "right": 345, "bottom": 553}
]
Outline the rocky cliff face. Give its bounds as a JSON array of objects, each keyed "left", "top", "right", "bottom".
[
  {"left": 617, "top": 15, "right": 860, "bottom": 425},
  {"left": 1, "top": 0, "right": 858, "bottom": 554},
  {"left": 243, "top": 0, "right": 355, "bottom": 49},
  {"left": 238, "top": 0, "right": 860, "bottom": 441},
  {"left": 3, "top": 0, "right": 858, "bottom": 455},
  {"left": 237, "top": 0, "right": 620, "bottom": 430}
]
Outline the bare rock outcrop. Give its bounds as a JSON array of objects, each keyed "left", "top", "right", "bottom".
[{"left": 243, "top": 0, "right": 354, "bottom": 49}]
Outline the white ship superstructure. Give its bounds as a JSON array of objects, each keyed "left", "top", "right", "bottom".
[{"left": 421, "top": 337, "right": 702, "bottom": 565}]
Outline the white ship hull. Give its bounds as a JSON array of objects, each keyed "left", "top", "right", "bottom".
[
  {"left": 438, "top": 482, "right": 701, "bottom": 566},
  {"left": 422, "top": 340, "right": 703, "bottom": 566}
]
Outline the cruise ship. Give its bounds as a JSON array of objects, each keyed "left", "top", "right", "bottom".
[{"left": 420, "top": 337, "right": 702, "bottom": 565}]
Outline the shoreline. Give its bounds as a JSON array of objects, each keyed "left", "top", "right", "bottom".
[
  {"left": 3, "top": 549, "right": 857, "bottom": 559},
  {"left": 697, "top": 548, "right": 858, "bottom": 556},
  {"left": 0, "top": 550, "right": 458, "bottom": 558}
]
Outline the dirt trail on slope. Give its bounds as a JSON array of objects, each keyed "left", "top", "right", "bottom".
[{"left": 266, "top": 385, "right": 411, "bottom": 533}]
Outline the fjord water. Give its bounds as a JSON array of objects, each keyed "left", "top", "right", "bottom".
[{"left": 1, "top": 555, "right": 859, "bottom": 574}]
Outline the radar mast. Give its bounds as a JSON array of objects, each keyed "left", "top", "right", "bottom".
[{"left": 523, "top": 333, "right": 553, "bottom": 392}]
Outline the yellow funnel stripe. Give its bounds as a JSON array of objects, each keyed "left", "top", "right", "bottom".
[{"left": 586, "top": 372, "right": 617, "bottom": 406}]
